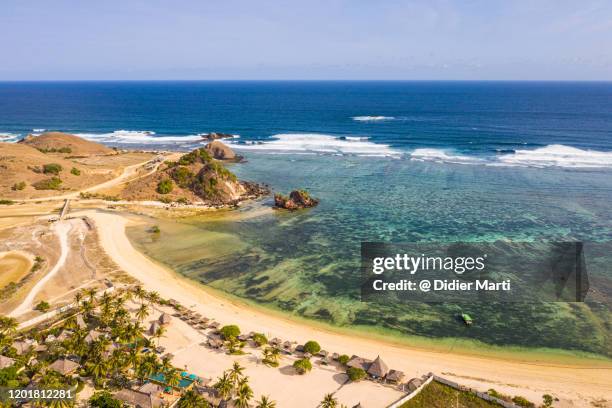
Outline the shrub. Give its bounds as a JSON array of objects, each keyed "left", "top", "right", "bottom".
[
  {"left": 89, "top": 391, "right": 122, "bottom": 408},
  {"left": 11, "top": 181, "right": 26, "bottom": 191},
  {"left": 157, "top": 178, "right": 173, "bottom": 194},
  {"left": 32, "top": 177, "right": 62, "bottom": 190},
  {"left": 337, "top": 354, "right": 350, "bottom": 365},
  {"left": 303, "top": 340, "right": 321, "bottom": 354},
  {"left": 292, "top": 358, "right": 312, "bottom": 374},
  {"left": 542, "top": 394, "right": 554, "bottom": 407},
  {"left": 172, "top": 166, "right": 195, "bottom": 188},
  {"left": 37, "top": 147, "right": 72, "bottom": 154},
  {"left": 149, "top": 225, "right": 160, "bottom": 233},
  {"left": 346, "top": 367, "right": 366, "bottom": 382},
  {"left": 42, "top": 163, "right": 63, "bottom": 175},
  {"left": 35, "top": 300, "right": 50, "bottom": 312},
  {"left": 252, "top": 333, "right": 268, "bottom": 347},
  {"left": 512, "top": 396, "right": 535, "bottom": 407},
  {"left": 175, "top": 197, "right": 191, "bottom": 205},
  {"left": 0, "top": 200, "right": 14, "bottom": 205},
  {"left": 70, "top": 167, "right": 81, "bottom": 176},
  {"left": 158, "top": 196, "right": 173, "bottom": 204},
  {"left": 219, "top": 324, "right": 240, "bottom": 340}
]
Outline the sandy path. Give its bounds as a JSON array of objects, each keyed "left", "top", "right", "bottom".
[
  {"left": 84, "top": 210, "right": 612, "bottom": 407},
  {"left": 22, "top": 153, "right": 179, "bottom": 203},
  {"left": 9, "top": 221, "right": 72, "bottom": 317}
]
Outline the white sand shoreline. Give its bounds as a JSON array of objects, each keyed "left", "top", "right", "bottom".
[{"left": 82, "top": 210, "right": 612, "bottom": 406}]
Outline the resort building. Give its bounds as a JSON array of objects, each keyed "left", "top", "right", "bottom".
[
  {"left": 114, "top": 388, "right": 166, "bottom": 408},
  {"left": 48, "top": 358, "right": 80, "bottom": 376}
]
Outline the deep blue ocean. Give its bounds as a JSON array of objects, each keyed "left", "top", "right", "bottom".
[
  {"left": 2, "top": 81, "right": 612, "bottom": 352},
  {"left": 1, "top": 81, "right": 612, "bottom": 167}
]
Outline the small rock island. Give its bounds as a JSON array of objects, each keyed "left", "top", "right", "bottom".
[{"left": 274, "top": 190, "right": 319, "bottom": 210}]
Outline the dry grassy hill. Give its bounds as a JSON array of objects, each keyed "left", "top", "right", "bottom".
[
  {"left": 19, "top": 132, "right": 115, "bottom": 156},
  {"left": 0, "top": 142, "right": 119, "bottom": 199}
]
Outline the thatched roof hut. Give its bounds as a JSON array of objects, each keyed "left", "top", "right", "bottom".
[
  {"left": 114, "top": 388, "right": 164, "bottom": 408},
  {"left": 347, "top": 356, "right": 371, "bottom": 371},
  {"left": 49, "top": 359, "right": 79, "bottom": 376},
  {"left": 406, "top": 377, "right": 424, "bottom": 392},
  {"left": 282, "top": 341, "right": 294, "bottom": 352},
  {"left": 158, "top": 313, "right": 172, "bottom": 325},
  {"left": 0, "top": 355, "right": 16, "bottom": 369},
  {"left": 148, "top": 321, "right": 161, "bottom": 336},
  {"left": 332, "top": 352, "right": 339, "bottom": 360},
  {"left": 75, "top": 315, "right": 87, "bottom": 330},
  {"left": 84, "top": 330, "right": 103, "bottom": 344},
  {"left": 367, "top": 356, "right": 389, "bottom": 378},
  {"left": 208, "top": 338, "right": 224, "bottom": 349},
  {"left": 386, "top": 369, "right": 405, "bottom": 384},
  {"left": 269, "top": 337, "right": 282, "bottom": 346},
  {"left": 318, "top": 350, "right": 328, "bottom": 358},
  {"left": 13, "top": 340, "right": 36, "bottom": 355}
]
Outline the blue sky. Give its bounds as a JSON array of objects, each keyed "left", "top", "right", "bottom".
[{"left": 1, "top": 0, "right": 612, "bottom": 80}]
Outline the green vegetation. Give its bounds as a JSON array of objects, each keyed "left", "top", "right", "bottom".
[
  {"left": 11, "top": 181, "right": 26, "bottom": 191},
  {"left": 172, "top": 166, "right": 195, "bottom": 188},
  {"left": 320, "top": 393, "right": 338, "bottom": 408},
  {"left": 542, "top": 394, "right": 555, "bottom": 407},
  {"left": 32, "top": 256, "right": 44, "bottom": 272},
  {"left": 157, "top": 178, "right": 173, "bottom": 194},
  {"left": 32, "top": 177, "right": 62, "bottom": 190},
  {"left": 42, "top": 163, "right": 63, "bottom": 175},
  {"left": 262, "top": 347, "right": 280, "bottom": 367},
  {"left": 149, "top": 225, "right": 160, "bottom": 234},
  {"left": 292, "top": 358, "right": 312, "bottom": 374},
  {"left": 401, "top": 381, "right": 501, "bottom": 408},
  {"left": 89, "top": 391, "right": 122, "bottom": 408},
  {"left": 337, "top": 354, "right": 350, "bottom": 365},
  {"left": 303, "top": 340, "right": 321, "bottom": 354},
  {"left": 220, "top": 324, "right": 241, "bottom": 340},
  {"left": 346, "top": 367, "right": 366, "bottom": 382},
  {"left": 178, "top": 389, "right": 210, "bottom": 407},
  {"left": 178, "top": 148, "right": 212, "bottom": 166},
  {"left": 512, "top": 396, "right": 535, "bottom": 407},
  {"left": 34, "top": 300, "right": 50, "bottom": 312},
  {"left": 251, "top": 333, "right": 268, "bottom": 347},
  {"left": 0, "top": 200, "right": 14, "bottom": 205},
  {"left": 70, "top": 167, "right": 81, "bottom": 176},
  {"left": 37, "top": 146, "right": 72, "bottom": 154},
  {"left": 79, "top": 192, "right": 120, "bottom": 201}
]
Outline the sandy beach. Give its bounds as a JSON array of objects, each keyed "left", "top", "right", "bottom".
[{"left": 81, "top": 210, "right": 612, "bottom": 407}]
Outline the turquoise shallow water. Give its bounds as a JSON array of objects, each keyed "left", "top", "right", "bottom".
[{"left": 129, "top": 152, "right": 612, "bottom": 357}]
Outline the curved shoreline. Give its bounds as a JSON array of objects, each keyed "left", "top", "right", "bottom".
[{"left": 82, "top": 210, "right": 612, "bottom": 405}]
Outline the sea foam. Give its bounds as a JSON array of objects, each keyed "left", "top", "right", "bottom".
[
  {"left": 411, "top": 145, "right": 612, "bottom": 169},
  {"left": 229, "top": 133, "right": 400, "bottom": 157},
  {"left": 352, "top": 116, "right": 395, "bottom": 122},
  {"left": 74, "top": 130, "right": 204, "bottom": 144},
  {"left": 497, "top": 144, "right": 612, "bottom": 168}
]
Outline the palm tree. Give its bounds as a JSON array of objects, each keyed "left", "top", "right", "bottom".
[
  {"left": 165, "top": 368, "right": 181, "bottom": 389},
  {"left": 0, "top": 316, "right": 18, "bottom": 335},
  {"left": 134, "top": 285, "right": 147, "bottom": 304},
  {"left": 86, "top": 355, "right": 108, "bottom": 384},
  {"left": 151, "top": 325, "right": 166, "bottom": 347},
  {"left": 321, "top": 393, "right": 338, "bottom": 408},
  {"left": 147, "top": 291, "right": 161, "bottom": 305},
  {"left": 255, "top": 395, "right": 276, "bottom": 408},
  {"left": 213, "top": 372, "right": 233, "bottom": 402},
  {"left": 234, "top": 381, "right": 253, "bottom": 408},
  {"left": 177, "top": 390, "right": 209, "bottom": 408},
  {"left": 73, "top": 291, "right": 83, "bottom": 307},
  {"left": 228, "top": 361, "right": 245, "bottom": 389},
  {"left": 136, "top": 303, "right": 150, "bottom": 322},
  {"left": 85, "top": 288, "right": 97, "bottom": 303}
]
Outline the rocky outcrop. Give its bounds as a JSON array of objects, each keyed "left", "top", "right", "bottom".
[
  {"left": 274, "top": 190, "right": 319, "bottom": 210},
  {"left": 201, "top": 132, "right": 234, "bottom": 141},
  {"left": 204, "top": 141, "right": 239, "bottom": 161},
  {"left": 120, "top": 147, "right": 268, "bottom": 206}
]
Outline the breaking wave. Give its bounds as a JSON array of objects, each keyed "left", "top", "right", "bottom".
[
  {"left": 352, "top": 116, "right": 395, "bottom": 122},
  {"left": 73, "top": 130, "right": 205, "bottom": 144},
  {"left": 411, "top": 145, "right": 612, "bottom": 169},
  {"left": 229, "top": 133, "right": 400, "bottom": 157},
  {"left": 497, "top": 144, "right": 612, "bottom": 169},
  {"left": 410, "top": 148, "right": 484, "bottom": 165},
  {"left": 0, "top": 133, "right": 21, "bottom": 142}
]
